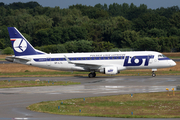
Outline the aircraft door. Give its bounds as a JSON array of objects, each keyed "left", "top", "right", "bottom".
[
  {"left": 148, "top": 55, "right": 153, "bottom": 64},
  {"left": 46, "top": 57, "right": 51, "bottom": 66}
]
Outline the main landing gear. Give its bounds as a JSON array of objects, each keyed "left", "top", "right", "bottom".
[
  {"left": 88, "top": 72, "right": 96, "bottom": 78},
  {"left": 152, "top": 71, "right": 156, "bottom": 77}
]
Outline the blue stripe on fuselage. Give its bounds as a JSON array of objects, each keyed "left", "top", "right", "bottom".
[
  {"left": 158, "top": 57, "right": 171, "bottom": 60},
  {"left": 33, "top": 56, "right": 125, "bottom": 62}
]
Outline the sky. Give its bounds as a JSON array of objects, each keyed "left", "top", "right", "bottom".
[{"left": 1, "top": 0, "right": 180, "bottom": 9}]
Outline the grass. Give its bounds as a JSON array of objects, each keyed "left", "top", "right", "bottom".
[
  {"left": 0, "top": 71, "right": 90, "bottom": 77},
  {"left": 0, "top": 71, "right": 87, "bottom": 76},
  {"left": 0, "top": 58, "right": 5, "bottom": 61},
  {"left": 0, "top": 55, "right": 8, "bottom": 61},
  {"left": 27, "top": 91, "right": 180, "bottom": 118},
  {"left": 0, "top": 70, "right": 180, "bottom": 77},
  {"left": 0, "top": 55, "right": 180, "bottom": 77},
  {"left": 0, "top": 80, "right": 80, "bottom": 88}
]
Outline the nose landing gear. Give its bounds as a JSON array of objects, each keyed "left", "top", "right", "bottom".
[
  {"left": 152, "top": 69, "right": 157, "bottom": 77},
  {"left": 152, "top": 71, "right": 156, "bottom": 77},
  {"left": 88, "top": 72, "right": 96, "bottom": 78}
]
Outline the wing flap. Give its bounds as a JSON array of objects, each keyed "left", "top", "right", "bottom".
[{"left": 64, "top": 55, "right": 102, "bottom": 68}]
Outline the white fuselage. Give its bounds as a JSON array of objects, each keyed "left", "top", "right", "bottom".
[{"left": 13, "top": 51, "right": 176, "bottom": 73}]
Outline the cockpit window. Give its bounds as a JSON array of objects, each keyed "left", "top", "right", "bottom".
[
  {"left": 158, "top": 55, "right": 162, "bottom": 58},
  {"left": 162, "top": 55, "right": 167, "bottom": 57},
  {"left": 158, "top": 54, "right": 167, "bottom": 58}
]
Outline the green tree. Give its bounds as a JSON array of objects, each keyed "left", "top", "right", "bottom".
[
  {"left": 0, "top": 6, "right": 7, "bottom": 18},
  {"left": 110, "top": 30, "right": 122, "bottom": 47},
  {"left": 133, "top": 13, "right": 170, "bottom": 31},
  {"left": 33, "top": 28, "right": 50, "bottom": 46},
  {"left": 170, "top": 12, "right": 180, "bottom": 28},
  {"left": 36, "top": 44, "right": 67, "bottom": 53},
  {"left": 22, "top": 33, "right": 32, "bottom": 43},
  {"left": 0, "top": 39, "right": 4, "bottom": 49},
  {"left": 168, "top": 27, "right": 179, "bottom": 36},
  {"left": 0, "top": 27, "right": 11, "bottom": 48},
  {"left": 3, "top": 47, "right": 13, "bottom": 55},
  {"left": 133, "top": 37, "right": 160, "bottom": 51},
  {"left": 128, "top": 4, "right": 148, "bottom": 20},
  {"left": 7, "top": 1, "right": 41, "bottom": 9},
  {"left": 68, "top": 26, "right": 87, "bottom": 41},
  {"left": 93, "top": 41, "right": 114, "bottom": 52},
  {"left": 65, "top": 40, "right": 94, "bottom": 52},
  {"left": 111, "top": 30, "right": 139, "bottom": 48},
  {"left": 64, "top": 41, "right": 78, "bottom": 52},
  {"left": 155, "top": 6, "right": 180, "bottom": 18},
  {"left": 147, "top": 28, "right": 167, "bottom": 37},
  {"left": 159, "top": 36, "right": 180, "bottom": 52},
  {"left": 114, "top": 16, "right": 132, "bottom": 32},
  {"left": 76, "top": 40, "right": 94, "bottom": 52},
  {"left": 69, "top": 4, "right": 109, "bottom": 19}
]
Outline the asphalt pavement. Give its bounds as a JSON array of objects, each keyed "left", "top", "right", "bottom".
[{"left": 0, "top": 76, "right": 180, "bottom": 120}]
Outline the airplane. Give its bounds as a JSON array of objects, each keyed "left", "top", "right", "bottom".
[{"left": 5, "top": 27, "right": 176, "bottom": 78}]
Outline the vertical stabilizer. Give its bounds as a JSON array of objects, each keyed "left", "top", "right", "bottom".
[{"left": 8, "top": 27, "right": 45, "bottom": 56}]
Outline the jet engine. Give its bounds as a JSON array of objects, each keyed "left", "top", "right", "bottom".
[{"left": 99, "top": 67, "right": 119, "bottom": 75}]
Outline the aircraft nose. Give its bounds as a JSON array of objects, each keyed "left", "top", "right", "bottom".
[{"left": 170, "top": 60, "right": 176, "bottom": 66}]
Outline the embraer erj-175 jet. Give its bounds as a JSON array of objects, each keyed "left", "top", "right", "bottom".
[{"left": 6, "top": 27, "right": 176, "bottom": 78}]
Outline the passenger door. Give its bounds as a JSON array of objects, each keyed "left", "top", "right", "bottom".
[{"left": 46, "top": 57, "right": 51, "bottom": 66}]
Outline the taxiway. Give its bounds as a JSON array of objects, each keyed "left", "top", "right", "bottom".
[{"left": 0, "top": 76, "right": 180, "bottom": 120}]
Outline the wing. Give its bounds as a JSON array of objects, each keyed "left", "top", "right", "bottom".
[
  {"left": 64, "top": 55, "right": 105, "bottom": 70},
  {"left": 64, "top": 55, "right": 126, "bottom": 72},
  {"left": 64, "top": 55, "right": 126, "bottom": 74}
]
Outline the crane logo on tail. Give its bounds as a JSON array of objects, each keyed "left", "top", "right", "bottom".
[{"left": 11, "top": 38, "right": 27, "bottom": 53}]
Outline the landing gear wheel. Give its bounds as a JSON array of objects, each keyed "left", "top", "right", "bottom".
[
  {"left": 88, "top": 73, "right": 93, "bottom": 78},
  {"left": 93, "top": 72, "right": 96, "bottom": 77},
  {"left": 88, "top": 72, "right": 96, "bottom": 78},
  {"left": 152, "top": 71, "right": 156, "bottom": 77}
]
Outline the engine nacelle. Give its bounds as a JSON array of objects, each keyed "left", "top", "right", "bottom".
[{"left": 99, "top": 67, "right": 119, "bottom": 75}]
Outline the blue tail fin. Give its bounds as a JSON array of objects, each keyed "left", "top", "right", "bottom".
[{"left": 8, "top": 27, "right": 45, "bottom": 56}]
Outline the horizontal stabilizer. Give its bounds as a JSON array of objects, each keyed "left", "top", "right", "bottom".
[{"left": 5, "top": 56, "right": 31, "bottom": 62}]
